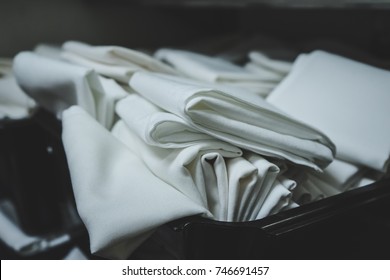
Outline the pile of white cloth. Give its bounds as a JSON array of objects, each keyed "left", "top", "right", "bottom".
[
  {"left": 155, "top": 48, "right": 280, "bottom": 97},
  {"left": 62, "top": 41, "right": 179, "bottom": 84},
  {"left": 0, "top": 58, "right": 36, "bottom": 120},
  {"left": 9, "top": 41, "right": 389, "bottom": 259}
]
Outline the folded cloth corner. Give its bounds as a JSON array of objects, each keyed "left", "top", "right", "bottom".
[{"left": 62, "top": 105, "right": 209, "bottom": 259}]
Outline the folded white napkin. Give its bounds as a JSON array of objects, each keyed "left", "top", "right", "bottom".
[
  {"left": 249, "top": 51, "right": 293, "bottom": 74},
  {"left": 267, "top": 50, "right": 390, "bottom": 172},
  {"left": 62, "top": 106, "right": 209, "bottom": 259},
  {"left": 13, "top": 51, "right": 127, "bottom": 128},
  {"left": 13, "top": 51, "right": 99, "bottom": 119},
  {"left": 155, "top": 48, "right": 261, "bottom": 83},
  {"left": 292, "top": 179, "right": 325, "bottom": 204},
  {"left": 0, "top": 74, "right": 36, "bottom": 119},
  {"left": 116, "top": 94, "right": 216, "bottom": 148},
  {"left": 225, "top": 157, "right": 258, "bottom": 222},
  {"left": 112, "top": 119, "right": 242, "bottom": 218},
  {"left": 255, "top": 178, "right": 294, "bottom": 219},
  {"left": 62, "top": 41, "right": 179, "bottom": 83},
  {"left": 244, "top": 153, "right": 281, "bottom": 221},
  {"left": 96, "top": 76, "right": 128, "bottom": 128},
  {"left": 315, "top": 159, "right": 366, "bottom": 191},
  {"left": 244, "top": 62, "right": 285, "bottom": 82},
  {"left": 129, "top": 72, "right": 335, "bottom": 170}
]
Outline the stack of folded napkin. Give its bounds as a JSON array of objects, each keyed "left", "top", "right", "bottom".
[{"left": 8, "top": 41, "right": 389, "bottom": 259}]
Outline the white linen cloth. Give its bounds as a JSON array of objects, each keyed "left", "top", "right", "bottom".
[
  {"left": 111, "top": 119, "right": 242, "bottom": 219},
  {"left": 96, "top": 76, "right": 128, "bottom": 128},
  {"left": 248, "top": 51, "right": 293, "bottom": 74},
  {"left": 267, "top": 50, "right": 390, "bottom": 172},
  {"left": 112, "top": 119, "right": 295, "bottom": 222},
  {"left": 255, "top": 178, "right": 295, "bottom": 219},
  {"left": 155, "top": 48, "right": 261, "bottom": 83},
  {"left": 0, "top": 74, "right": 36, "bottom": 119},
  {"left": 244, "top": 153, "right": 281, "bottom": 221},
  {"left": 315, "top": 159, "right": 366, "bottom": 191},
  {"left": 13, "top": 51, "right": 127, "bottom": 128},
  {"left": 62, "top": 106, "right": 209, "bottom": 259},
  {"left": 129, "top": 72, "right": 335, "bottom": 170},
  {"left": 62, "top": 41, "right": 179, "bottom": 83},
  {"left": 13, "top": 51, "right": 99, "bottom": 119},
  {"left": 155, "top": 48, "right": 278, "bottom": 96},
  {"left": 244, "top": 62, "right": 285, "bottom": 82},
  {"left": 116, "top": 94, "right": 216, "bottom": 148},
  {"left": 289, "top": 159, "right": 365, "bottom": 203}
]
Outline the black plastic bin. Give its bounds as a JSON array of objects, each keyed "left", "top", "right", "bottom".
[
  {"left": 129, "top": 177, "right": 390, "bottom": 260},
  {"left": 2, "top": 108, "right": 390, "bottom": 260},
  {"left": 0, "top": 109, "right": 86, "bottom": 259}
]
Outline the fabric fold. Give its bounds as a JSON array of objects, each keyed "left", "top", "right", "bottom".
[
  {"left": 13, "top": 51, "right": 99, "bottom": 119},
  {"left": 62, "top": 41, "right": 179, "bottom": 83},
  {"left": 248, "top": 51, "right": 293, "bottom": 74},
  {"left": 116, "top": 94, "right": 216, "bottom": 148},
  {"left": 0, "top": 74, "right": 36, "bottom": 119},
  {"left": 155, "top": 48, "right": 275, "bottom": 95},
  {"left": 112, "top": 120, "right": 242, "bottom": 220},
  {"left": 267, "top": 50, "right": 390, "bottom": 172},
  {"left": 129, "top": 72, "right": 335, "bottom": 170},
  {"left": 62, "top": 106, "right": 208, "bottom": 259}
]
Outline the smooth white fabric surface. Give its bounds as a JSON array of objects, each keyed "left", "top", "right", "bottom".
[
  {"left": 267, "top": 50, "right": 390, "bottom": 172},
  {"left": 116, "top": 94, "right": 216, "bottom": 148},
  {"left": 130, "top": 72, "right": 335, "bottom": 170},
  {"left": 62, "top": 41, "right": 179, "bottom": 82},
  {"left": 0, "top": 74, "right": 36, "bottom": 119},
  {"left": 13, "top": 51, "right": 99, "bottom": 119},
  {"left": 62, "top": 106, "right": 209, "bottom": 259}
]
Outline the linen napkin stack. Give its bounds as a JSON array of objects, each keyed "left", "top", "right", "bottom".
[
  {"left": 10, "top": 43, "right": 387, "bottom": 259},
  {"left": 267, "top": 50, "right": 390, "bottom": 201},
  {"left": 267, "top": 50, "right": 390, "bottom": 173},
  {"left": 13, "top": 52, "right": 127, "bottom": 128},
  {"left": 62, "top": 106, "right": 209, "bottom": 259},
  {"left": 62, "top": 41, "right": 179, "bottom": 84},
  {"left": 0, "top": 58, "right": 36, "bottom": 120},
  {"left": 244, "top": 51, "right": 292, "bottom": 95},
  {"left": 128, "top": 72, "right": 335, "bottom": 171},
  {"left": 155, "top": 48, "right": 279, "bottom": 97},
  {"left": 114, "top": 94, "right": 297, "bottom": 222}
]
